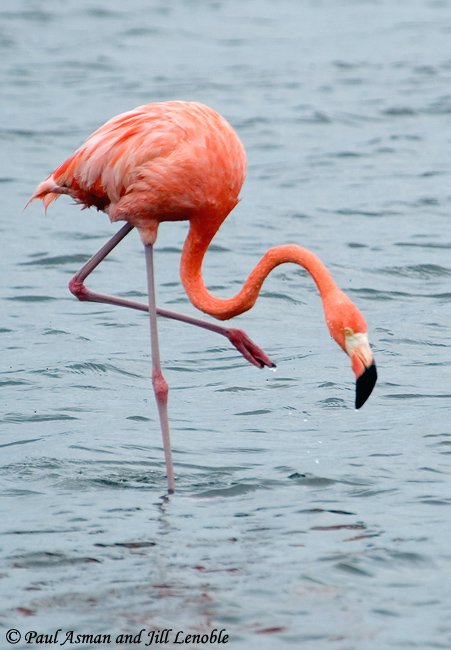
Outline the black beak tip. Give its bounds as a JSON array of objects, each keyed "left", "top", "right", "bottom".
[{"left": 355, "top": 362, "right": 377, "bottom": 409}]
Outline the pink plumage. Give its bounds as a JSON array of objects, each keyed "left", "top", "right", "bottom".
[{"left": 29, "top": 102, "right": 246, "bottom": 238}]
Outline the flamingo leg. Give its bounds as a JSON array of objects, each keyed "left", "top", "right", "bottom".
[
  {"left": 69, "top": 225, "right": 275, "bottom": 369},
  {"left": 144, "top": 243, "right": 175, "bottom": 494},
  {"left": 65, "top": 224, "right": 274, "bottom": 492}
]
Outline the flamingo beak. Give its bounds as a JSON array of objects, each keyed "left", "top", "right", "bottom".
[
  {"left": 355, "top": 361, "right": 377, "bottom": 409},
  {"left": 344, "top": 330, "right": 377, "bottom": 409}
]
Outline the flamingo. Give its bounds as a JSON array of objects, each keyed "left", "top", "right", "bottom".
[{"left": 28, "top": 101, "right": 377, "bottom": 493}]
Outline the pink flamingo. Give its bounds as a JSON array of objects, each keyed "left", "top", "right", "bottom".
[{"left": 28, "top": 101, "right": 377, "bottom": 493}]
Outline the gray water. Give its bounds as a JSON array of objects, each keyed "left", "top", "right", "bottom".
[{"left": 2, "top": 0, "right": 451, "bottom": 648}]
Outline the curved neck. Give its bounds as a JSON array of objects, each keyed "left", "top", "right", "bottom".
[{"left": 180, "top": 219, "right": 339, "bottom": 321}]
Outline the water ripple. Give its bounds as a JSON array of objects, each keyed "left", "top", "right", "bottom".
[
  {"left": 379, "top": 264, "right": 451, "bottom": 278},
  {"left": 19, "top": 253, "right": 91, "bottom": 267},
  {"left": 65, "top": 362, "right": 143, "bottom": 378},
  {"left": 11, "top": 552, "right": 101, "bottom": 569},
  {"left": 2, "top": 413, "right": 78, "bottom": 424}
]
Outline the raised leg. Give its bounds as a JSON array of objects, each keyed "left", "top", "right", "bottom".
[
  {"left": 144, "top": 243, "right": 175, "bottom": 494},
  {"left": 69, "top": 225, "right": 275, "bottom": 369}
]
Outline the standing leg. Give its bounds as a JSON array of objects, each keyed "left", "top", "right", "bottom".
[
  {"left": 144, "top": 243, "right": 175, "bottom": 494},
  {"left": 65, "top": 225, "right": 275, "bottom": 492}
]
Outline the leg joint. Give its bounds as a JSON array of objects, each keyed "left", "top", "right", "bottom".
[
  {"left": 152, "top": 371, "right": 169, "bottom": 404},
  {"left": 69, "top": 276, "right": 88, "bottom": 301}
]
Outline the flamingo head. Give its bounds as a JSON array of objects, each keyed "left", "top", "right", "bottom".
[
  {"left": 325, "top": 291, "right": 377, "bottom": 409},
  {"left": 343, "top": 328, "right": 377, "bottom": 409}
]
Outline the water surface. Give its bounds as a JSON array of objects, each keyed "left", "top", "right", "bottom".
[{"left": 2, "top": 1, "right": 451, "bottom": 648}]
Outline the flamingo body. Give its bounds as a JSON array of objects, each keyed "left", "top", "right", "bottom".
[{"left": 31, "top": 101, "right": 246, "bottom": 245}]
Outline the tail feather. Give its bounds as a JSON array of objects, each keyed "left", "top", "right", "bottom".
[{"left": 25, "top": 176, "right": 63, "bottom": 213}]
